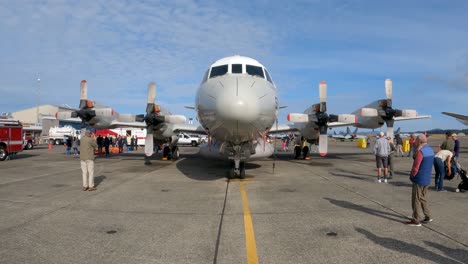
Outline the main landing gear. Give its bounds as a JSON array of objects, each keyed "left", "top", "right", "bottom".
[{"left": 227, "top": 159, "right": 246, "bottom": 179}]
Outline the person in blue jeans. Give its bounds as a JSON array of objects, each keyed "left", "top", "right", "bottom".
[{"left": 433, "top": 149, "right": 453, "bottom": 191}]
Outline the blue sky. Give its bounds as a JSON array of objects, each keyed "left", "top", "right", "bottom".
[{"left": 1, "top": 0, "right": 467, "bottom": 132}]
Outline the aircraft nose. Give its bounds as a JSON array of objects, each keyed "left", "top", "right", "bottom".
[{"left": 216, "top": 91, "right": 259, "bottom": 122}]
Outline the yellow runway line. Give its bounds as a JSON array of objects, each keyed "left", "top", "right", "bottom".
[{"left": 240, "top": 182, "right": 259, "bottom": 264}]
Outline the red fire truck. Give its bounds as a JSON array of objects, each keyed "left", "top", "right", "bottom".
[{"left": 0, "top": 118, "right": 24, "bottom": 161}]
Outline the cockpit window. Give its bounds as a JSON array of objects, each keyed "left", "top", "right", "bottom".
[
  {"left": 246, "top": 65, "right": 264, "bottom": 78},
  {"left": 232, "top": 64, "right": 242, "bottom": 74},
  {"left": 265, "top": 69, "right": 273, "bottom": 83},
  {"left": 210, "top": 65, "right": 228, "bottom": 78}
]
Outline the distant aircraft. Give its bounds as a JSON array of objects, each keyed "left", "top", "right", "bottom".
[
  {"left": 331, "top": 127, "right": 357, "bottom": 141},
  {"left": 442, "top": 112, "right": 468, "bottom": 126},
  {"left": 349, "top": 79, "right": 430, "bottom": 139}
]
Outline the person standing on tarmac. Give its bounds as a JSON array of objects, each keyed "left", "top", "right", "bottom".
[
  {"left": 395, "top": 134, "right": 404, "bottom": 157},
  {"left": 387, "top": 136, "right": 396, "bottom": 179},
  {"left": 103, "top": 136, "right": 110, "bottom": 157},
  {"left": 407, "top": 134, "right": 415, "bottom": 157},
  {"left": 452, "top": 133, "right": 460, "bottom": 161},
  {"left": 374, "top": 132, "right": 391, "bottom": 183},
  {"left": 406, "top": 134, "right": 434, "bottom": 227},
  {"left": 441, "top": 131, "right": 455, "bottom": 152},
  {"left": 80, "top": 130, "right": 98, "bottom": 191}
]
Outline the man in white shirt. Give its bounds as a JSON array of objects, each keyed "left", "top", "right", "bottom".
[{"left": 433, "top": 149, "right": 453, "bottom": 192}]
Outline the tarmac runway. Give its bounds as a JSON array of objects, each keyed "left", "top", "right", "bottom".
[{"left": 1, "top": 138, "right": 467, "bottom": 264}]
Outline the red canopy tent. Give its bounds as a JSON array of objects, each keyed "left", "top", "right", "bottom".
[{"left": 95, "top": 129, "right": 119, "bottom": 137}]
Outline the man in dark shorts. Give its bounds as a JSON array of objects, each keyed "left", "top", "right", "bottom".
[{"left": 374, "top": 132, "right": 391, "bottom": 183}]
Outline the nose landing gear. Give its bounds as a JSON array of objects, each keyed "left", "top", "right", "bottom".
[{"left": 227, "top": 159, "right": 246, "bottom": 179}]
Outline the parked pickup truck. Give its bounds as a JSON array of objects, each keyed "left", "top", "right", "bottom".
[{"left": 176, "top": 133, "right": 200, "bottom": 147}]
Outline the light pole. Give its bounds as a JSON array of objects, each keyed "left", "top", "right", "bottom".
[{"left": 36, "top": 78, "right": 40, "bottom": 124}]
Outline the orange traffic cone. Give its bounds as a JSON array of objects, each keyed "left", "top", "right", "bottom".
[
  {"left": 48, "top": 143, "right": 52, "bottom": 150},
  {"left": 333, "top": 140, "right": 337, "bottom": 146}
]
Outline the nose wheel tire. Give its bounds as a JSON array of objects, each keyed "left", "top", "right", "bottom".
[
  {"left": 239, "top": 162, "right": 246, "bottom": 179},
  {"left": 226, "top": 160, "right": 246, "bottom": 179}
]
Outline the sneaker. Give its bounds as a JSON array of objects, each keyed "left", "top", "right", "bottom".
[
  {"left": 404, "top": 220, "right": 421, "bottom": 226},
  {"left": 376, "top": 178, "right": 382, "bottom": 183},
  {"left": 384, "top": 179, "right": 388, "bottom": 183},
  {"left": 422, "top": 217, "right": 433, "bottom": 224}
]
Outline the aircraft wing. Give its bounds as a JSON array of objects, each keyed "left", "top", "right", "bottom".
[
  {"left": 442, "top": 112, "right": 468, "bottom": 120},
  {"left": 107, "top": 120, "right": 147, "bottom": 129},
  {"left": 394, "top": 115, "right": 431, "bottom": 121},
  {"left": 328, "top": 121, "right": 357, "bottom": 128},
  {"left": 172, "top": 124, "right": 207, "bottom": 135},
  {"left": 268, "top": 124, "right": 299, "bottom": 134},
  {"left": 442, "top": 112, "right": 468, "bottom": 125}
]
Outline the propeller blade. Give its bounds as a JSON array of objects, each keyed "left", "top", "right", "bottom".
[
  {"left": 386, "top": 119, "right": 395, "bottom": 139},
  {"left": 147, "top": 82, "right": 156, "bottom": 104},
  {"left": 164, "top": 115, "right": 186, "bottom": 124},
  {"left": 385, "top": 79, "right": 392, "bottom": 100},
  {"left": 319, "top": 81, "right": 327, "bottom": 103},
  {"left": 318, "top": 134, "right": 328, "bottom": 157},
  {"left": 145, "top": 134, "right": 154, "bottom": 157},
  {"left": 287, "top": 113, "right": 309, "bottom": 123},
  {"left": 360, "top": 108, "right": 379, "bottom": 117},
  {"left": 80, "top": 80, "right": 88, "bottom": 100}
]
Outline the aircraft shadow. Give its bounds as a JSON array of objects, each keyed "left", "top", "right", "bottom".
[
  {"left": 323, "top": 197, "right": 405, "bottom": 223},
  {"left": 176, "top": 153, "right": 261, "bottom": 181},
  {"left": 356, "top": 228, "right": 462, "bottom": 264}
]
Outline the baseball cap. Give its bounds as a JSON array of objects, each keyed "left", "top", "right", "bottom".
[
  {"left": 451, "top": 133, "right": 457, "bottom": 137},
  {"left": 379, "top": 131, "right": 385, "bottom": 137}
]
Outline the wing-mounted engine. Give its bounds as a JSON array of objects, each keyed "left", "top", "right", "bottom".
[
  {"left": 135, "top": 82, "right": 186, "bottom": 161},
  {"left": 287, "top": 81, "right": 357, "bottom": 156},
  {"left": 56, "top": 80, "right": 115, "bottom": 129},
  {"left": 359, "top": 79, "right": 418, "bottom": 139}
]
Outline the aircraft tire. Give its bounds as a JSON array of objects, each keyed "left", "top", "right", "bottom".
[
  {"left": 239, "top": 162, "right": 246, "bottom": 179},
  {"left": 294, "top": 146, "right": 301, "bottom": 159},
  {"left": 302, "top": 146, "right": 309, "bottom": 159},
  {"left": 172, "top": 146, "right": 180, "bottom": 160},
  {"left": 163, "top": 146, "right": 171, "bottom": 158}
]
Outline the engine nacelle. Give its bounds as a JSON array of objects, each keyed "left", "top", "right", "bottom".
[
  {"left": 287, "top": 113, "right": 309, "bottom": 123},
  {"left": 94, "top": 108, "right": 114, "bottom": 117},
  {"left": 401, "top": 110, "right": 417, "bottom": 118},
  {"left": 360, "top": 108, "right": 379, "bottom": 117},
  {"left": 118, "top": 113, "right": 136, "bottom": 122},
  {"left": 165, "top": 115, "right": 186, "bottom": 124},
  {"left": 337, "top": 114, "right": 357, "bottom": 124},
  {"left": 56, "top": 111, "right": 73, "bottom": 120}
]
